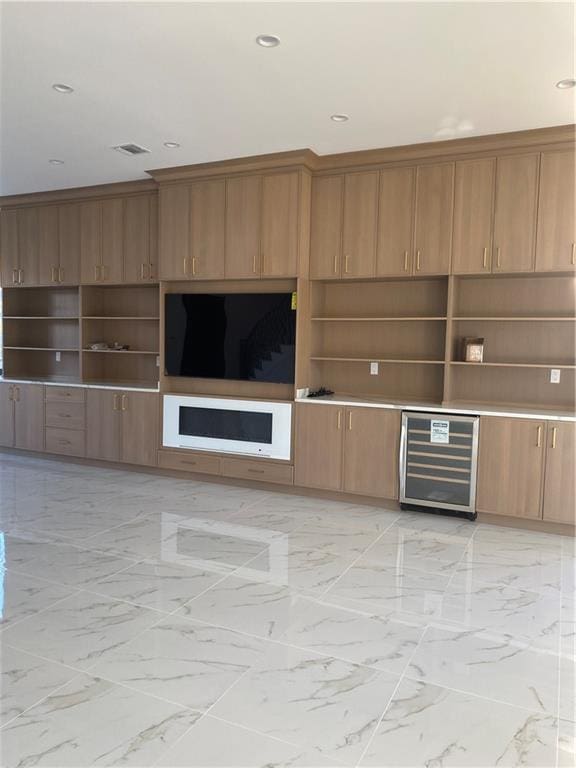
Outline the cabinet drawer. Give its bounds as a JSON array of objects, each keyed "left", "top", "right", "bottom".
[
  {"left": 45, "top": 386, "right": 85, "bottom": 403},
  {"left": 221, "top": 457, "right": 294, "bottom": 485},
  {"left": 158, "top": 450, "right": 221, "bottom": 475},
  {"left": 45, "top": 402, "right": 85, "bottom": 430},
  {"left": 45, "top": 427, "right": 85, "bottom": 457}
]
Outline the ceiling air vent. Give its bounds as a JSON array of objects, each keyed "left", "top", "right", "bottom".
[{"left": 112, "top": 143, "right": 150, "bottom": 156}]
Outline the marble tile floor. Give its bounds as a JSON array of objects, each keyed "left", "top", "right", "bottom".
[{"left": 0, "top": 453, "right": 574, "bottom": 767}]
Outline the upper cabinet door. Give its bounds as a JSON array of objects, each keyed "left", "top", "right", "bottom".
[
  {"left": 310, "top": 175, "right": 343, "bottom": 279},
  {"left": 124, "top": 195, "right": 155, "bottom": 283},
  {"left": 536, "top": 150, "right": 576, "bottom": 272},
  {"left": 159, "top": 185, "right": 190, "bottom": 280},
  {"left": 493, "top": 154, "right": 538, "bottom": 273},
  {"left": 190, "top": 180, "right": 226, "bottom": 279},
  {"left": 225, "top": 176, "right": 261, "bottom": 278},
  {"left": 452, "top": 159, "right": 495, "bottom": 275},
  {"left": 37, "top": 206, "right": 60, "bottom": 285},
  {"left": 261, "top": 172, "right": 299, "bottom": 277},
  {"left": 100, "top": 199, "right": 124, "bottom": 283},
  {"left": 57, "top": 203, "right": 80, "bottom": 285},
  {"left": 413, "top": 163, "right": 454, "bottom": 275},
  {"left": 17, "top": 207, "right": 39, "bottom": 286},
  {"left": 376, "top": 167, "right": 415, "bottom": 277},
  {"left": 342, "top": 172, "right": 378, "bottom": 278},
  {"left": 0, "top": 209, "right": 19, "bottom": 286},
  {"left": 80, "top": 201, "right": 102, "bottom": 284}
]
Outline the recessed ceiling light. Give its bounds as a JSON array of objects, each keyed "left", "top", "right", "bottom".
[
  {"left": 48, "top": 159, "right": 64, "bottom": 165},
  {"left": 256, "top": 34, "right": 280, "bottom": 48},
  {"left": 330, "top": 114, "right": 349, "bottom": 122},
  {"left": 52, "top": 83, "right": 74, "bottom": 94},
  {"left": 164, "top": 141, "right": 180, "bottom": 149},
  {"left": 556, "top": 78, "right": 576, "bottom": 89}
]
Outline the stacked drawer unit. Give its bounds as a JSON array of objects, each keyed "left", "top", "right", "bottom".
[{"left": 44, "top": 386, "right": 86, "bottom": 457}]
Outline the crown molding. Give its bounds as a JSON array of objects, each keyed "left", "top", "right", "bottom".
[{"left": 0, "top": 178, "right": 157, "bottom": 209}]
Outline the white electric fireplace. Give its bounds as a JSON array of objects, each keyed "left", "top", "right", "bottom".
[{"left": 163, "top": 395, "right": 292, "bottom": 460}]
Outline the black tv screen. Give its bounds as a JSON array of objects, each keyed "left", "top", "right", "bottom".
[{"left": 165, "top": 293, "right": 297, "bottom": 383}]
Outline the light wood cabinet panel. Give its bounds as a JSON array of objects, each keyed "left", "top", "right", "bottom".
[
  {"left": 536, "top": 150, "right": 576, "bottom": 272},
  {"left": 543, "top": 422, "right": 575, "bottom": 524},
  {"left": 121, "top": 391, "right": 158, "bottom": 467},
  {"left": 80, "top": 201, "right": 102, "bottom": 284},
  {"left": 294, "top": 404, "right": 343, "bottom": 490},
  {"left": 376, "top": 167, "right": 415, "bottom": 277},
  {"left": 45, "top": 427, "right": 85, "bottom": 457},
  {"left": 476, "top": 416, "right": 545, "bottom": 519},
  {"left": 342, "top": 172, "right": 378, "bottom": 278},
  {"left": 0, "top": 383, "right": 15, "bottom": 447},
  {"left": 0, "top": 209, "right": 19, "bottom": 286},
  {"left": 57, "top": 204, "right": 80, "bottom": 285},
  {"left": 414, "top": 163, "right": 454, "bottom": 275},
  {"left": 14, "top": 384, "right": 44, "bottom": 452},
  {"left": 17, "top": 208, "right": 39, "bottom": 285},
  {"left": 493, "top": 154, "right": 538, "bottom": 273},
  {"left": 343, "top": 408, "right": 400, "bottom": 498},
  {"left": 225, "top": 176, "right": 261, "bottom": 278},
  {"left": 190, "top": 180, "right": 226, "bottom": 279},
  {"left": 101, "top": 199, "right": 124, "bottom": 283},
  {"left": 38, "top": 206, "right": 60, "bottom": 285},
  {"left": 159, "top": 185, "right": 190, "bottom": 279},
  {"left": 452, "top": 158, "right": 495, "bottom": 274},
  {"left": 158, "top": 450, "right": 221, "bottom": 475},
  {"left": 124, "top": 195, "right": 155, "bottom": 283},
  {"left": 221, "top": 457, "right": 294, "bottom": 485},
  {"left": 86, "top": 389, "right": 121, "bottom": 462},
  {"left": 261, "top": 172, "right": 299, "bottom": 277},
  {"left": 310, "top": 175, "right": 343, "bottom": 278}
]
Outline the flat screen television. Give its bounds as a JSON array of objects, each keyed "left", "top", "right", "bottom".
[{"left": 165, "top": 292, "right": 297, "bottom": 383}]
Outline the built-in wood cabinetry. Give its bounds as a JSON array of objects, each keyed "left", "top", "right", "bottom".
[
  {"left": 86, "top": 388, "right": 158, "bottom": 466},
  {"left": 225, "top": 175, "right": 261, "bottom": 278},
  {"left": 413, "top": 163, "right": 454, "bottom": 275},
  {"left": 294, "top": 403, "right": 400, "bottom": 498},
  {"left": 0, "top": 382, "right": 44, "bottom": 451},
  {"left": 0, "top": 208, "right": 39, "bottom": 286},
  {"left": 123, "top": 194, "right": 158, "bottom": 282},
  {"left": 376, "top": 167, "right": 415, "bottom": 276},
  {"left": 452, "top": 159, "right": 495, "bottom": 274},
  {"left": 542, "top": 421, "right": 575, "bottom": 524},
  {"left": 536, "top": 150, "right": 576, "bottom": 272}
]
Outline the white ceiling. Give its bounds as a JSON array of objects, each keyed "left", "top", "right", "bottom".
[{"left": 1, "top": 1, "right": 574, "bottom": 196}]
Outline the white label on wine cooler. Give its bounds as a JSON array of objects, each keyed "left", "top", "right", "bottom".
[{"left": 430, "top": 419, "right": 449, "bottom": 444}]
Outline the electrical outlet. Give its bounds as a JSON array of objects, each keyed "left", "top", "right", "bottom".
[
  {"left": 55, "top": 351, "right": 61, "bottom": 363},
  {"left": 370, "top": 361, "right": 379, "bottom": 375},
  {"left": 550, "top": 368, "right": 561, "bottom": 384}
]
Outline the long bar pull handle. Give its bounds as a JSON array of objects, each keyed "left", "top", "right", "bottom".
[
  {"left": 403, "top": 251, "right": 409, "bottom": 272},
  {"left": 348, "top": 410, "right": 353, "bottom": 431},
  {"left": 334, "top": 253, "right": 338, "bottom": 275},
  {"left": 51, "top": 266, "right": 57, "bottom": 283},
  {"left": 94, "top": 265, "right": 100, "bottom": 282},
  {"left": 14, "top": 386, "right": 20, "bottom": 402},
  {"left": 113, "top": 394, "right": 119, "bottom": 411},
  {"left": 551, "top": 427, "right": 557, "bottom": 449},
  {"left": 192, "top": 257, "right": 196, "bottom": 276},
  {"left": 58, "top": 267, "right": 64, "bottom": 283},
  {"left": 140, "top": 263, "right": 145, "bottom": 280},
  {"left": 8, "top": 386, "right": 13, "bottom": 401},
  {"left": 18, "top": 269, "right": 23, "bottom": 284},
  {"left": 482, "top": 247, "right": 488, "bottom": 269},
  {"left": 536, "top": 425, "right": 542, "bottom": 448},
  {"left": 12, "top": 268, "right": 18, "bottom": 284},
  {"left": 416, "top": 250, "right": 421, "bottom": 271},
  {"left": 572, "top": 243, "right": 575, "bottom": 266},
  {"left": 121, "top": 394, "right": 127, "bottom": 411},
  {"left": 496, "top": 247, "right": 501, "bottom": 269},
  {"left": 101, "top": 264, "right": 108, "bottom": 281},
  {"left": 344, "top": 254, "right": 350, "bottom": 274},
  {"left": 252, "top": 253, "right": 258, "bottom": 274},
  {"left": 183, "top": 258, "right": 188, "bottom": 276},
  {"left": 337, "top": 410, "right": 342, "bottom": 430}
]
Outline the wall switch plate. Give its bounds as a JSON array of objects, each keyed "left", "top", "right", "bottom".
[
  {"left": 550, "top": 368, "right": 561, "bottom": 384},
  {"left": 296, "top": 388, "right": 309, "bottom": 399},
  {"left": 370, "top": 361, "right": 379, "bottom": 375},
  {"left": 55, "top": 351, "right": 61, "bottom": 362}
]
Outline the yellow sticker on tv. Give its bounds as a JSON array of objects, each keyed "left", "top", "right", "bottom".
[{"left": 291, "top": 292, "right": 297, "bottom": 310}]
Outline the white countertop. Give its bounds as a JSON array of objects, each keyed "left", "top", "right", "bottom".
[
  {"left": 0, "top": 377, "right": 160, "bottom": 393},
  {"left": 295, "top": 394, "right": 576, "bottom": 422}
]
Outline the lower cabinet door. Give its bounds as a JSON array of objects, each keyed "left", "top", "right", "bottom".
[
  {"left": 476, "top": 416, "right": 545, "bottom": 519},
  {"left": 542, "top": 422, "right": 575, "bottom": 524},
  {"left": 343, "top": 408, "right": 400, "bottom": 498},
  {"left": 121, "top": 391, "right": 158, "bottom": 467},
  {"left": 0, "top": 383, "right": 15, "bottom": 448},
  {"left": 294, "top": 404, "right": 344, "bottom": 490},
  {"left": 14, "top": 384, "right": 44, "bottom": 452},
  {"left": 86, "top": 389, "right": 122, "bottom": 462}
]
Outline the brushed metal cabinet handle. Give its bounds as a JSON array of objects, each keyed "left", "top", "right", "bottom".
[
  {"left": 551, "top": 427, "right": 557, "bottom": 449},
  {"left": 416, "top": 250, "right": 421, "bottom": 271},
  {"left": 348, "top": 410, "right": 353, "bottom": 430},
  {"left": 59, "top": 267, "right": 64, "bottom": 283},
  {"left": 482, "top": 247, "right": 488, "bottom": 269},
  {"left": 536, "top": 425, "right": 542, "bottom": 448},
  {"left": 121, "top": 394, "right": 128, "bottom": 411},
  {"left": 337, "top": 410, "right": 342, "bottom": 430},
  {"left": 571, "top": 243, "right": 575, "bottom": 266},
  {"left": 403, "top": 251, "right": 409, "bottom": 272}
]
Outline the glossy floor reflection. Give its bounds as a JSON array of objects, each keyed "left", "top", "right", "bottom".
[{"left": 0, "top": 454, "right": 574, "bottom": 767}]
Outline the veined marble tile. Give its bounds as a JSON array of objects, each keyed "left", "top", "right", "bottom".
[
  {"left": 210, "top": 643, "right": 400, "bottom": 766},
  {"left": 393, "top": 512, "right": 477, "bottom": 539},
  {"left": 226, "top": 507, "right": 305, "bottom": 534},
  {"left": 0, "top": 673, "right": 200, "bottom": 767},
  {"left": 91, "top": 615, "right": 265, "bottom": 710},
  {"left": 156, "top": 715, "right": 340, "bottom": 768},
  {"left": 0, "top": 569, "right": 75, "bottom": 631},
  {"left": 325, "top": 561, "right": 451, "bottom": 619},
  {"left": 90, "top": 560, "right": 223, "bottom": 613},
  {"left": 407, "top": 625, "right": 560, "bottom": 714},
  {"left": 178, "top": 574, "right": 306, "bottom": 639},
  {"left": 439, "top": 573, "right": 561, "bottom": 650},
  {"left": 0, "top": 645, "right": 80, "bottom": 727},
  {"left": 455, "top": 557, "right": 563, "bottom": 596},
  {"left": 279, "top": 598, "right": 425, "bottom": 675},
  {"left": 360, "top": 678, "right": 558, "bottom": 767},
  {"left": 558, "top": 719, "right": 576, "bottom": 768},
  {"left": 285, "top": 521, "right": 383, "bottom": 558},
  {"left": 0, "top": 590, "right": 160, "bottom": 671},
  {"left": 471, "top": 525, "right": 566, "bottom": 556}
]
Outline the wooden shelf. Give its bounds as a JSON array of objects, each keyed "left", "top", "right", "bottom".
[
  {"left": 311, "top": 316, "right": 447, "bottom": 322},
  {"left": 453, "top": 316, "right": 576, "bottom": 322},
  {"left": 450, "top": 361, "right": 576, "bottom": 370},
  {"left": 311, "top": 356, "right": 445, "bottom": 364},
  {"left": 4, "top": 346, "right": 78, "bottom": 352},
  {"left": 83, "top": 349, "right": 159, "bottom": 355},
  {"left": 82, "top": 316, "right": 160, "bottom": 321},
  {"left": 82, "top": 379, "right": 158, "bottom": 390},
  {"left": 3, "top": 316, "right": 79, "bottom": 320}
]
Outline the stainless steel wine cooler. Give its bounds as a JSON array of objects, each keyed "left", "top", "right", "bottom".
[{"left": 399, "top": 412, "right": 480, "bottom": 519}]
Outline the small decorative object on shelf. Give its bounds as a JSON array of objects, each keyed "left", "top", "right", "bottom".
[
  {"left": 462, "top": 337, "right": 484, "bottom": 363},
  {"left": 307, "top": 387, "right": 335, "bottom": 398},
  {"left": 87, "top": 342, "right": 130, "bottom": 351},
  {"left": 89, "top": 342, "right": 109, "bottom": 350}
]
